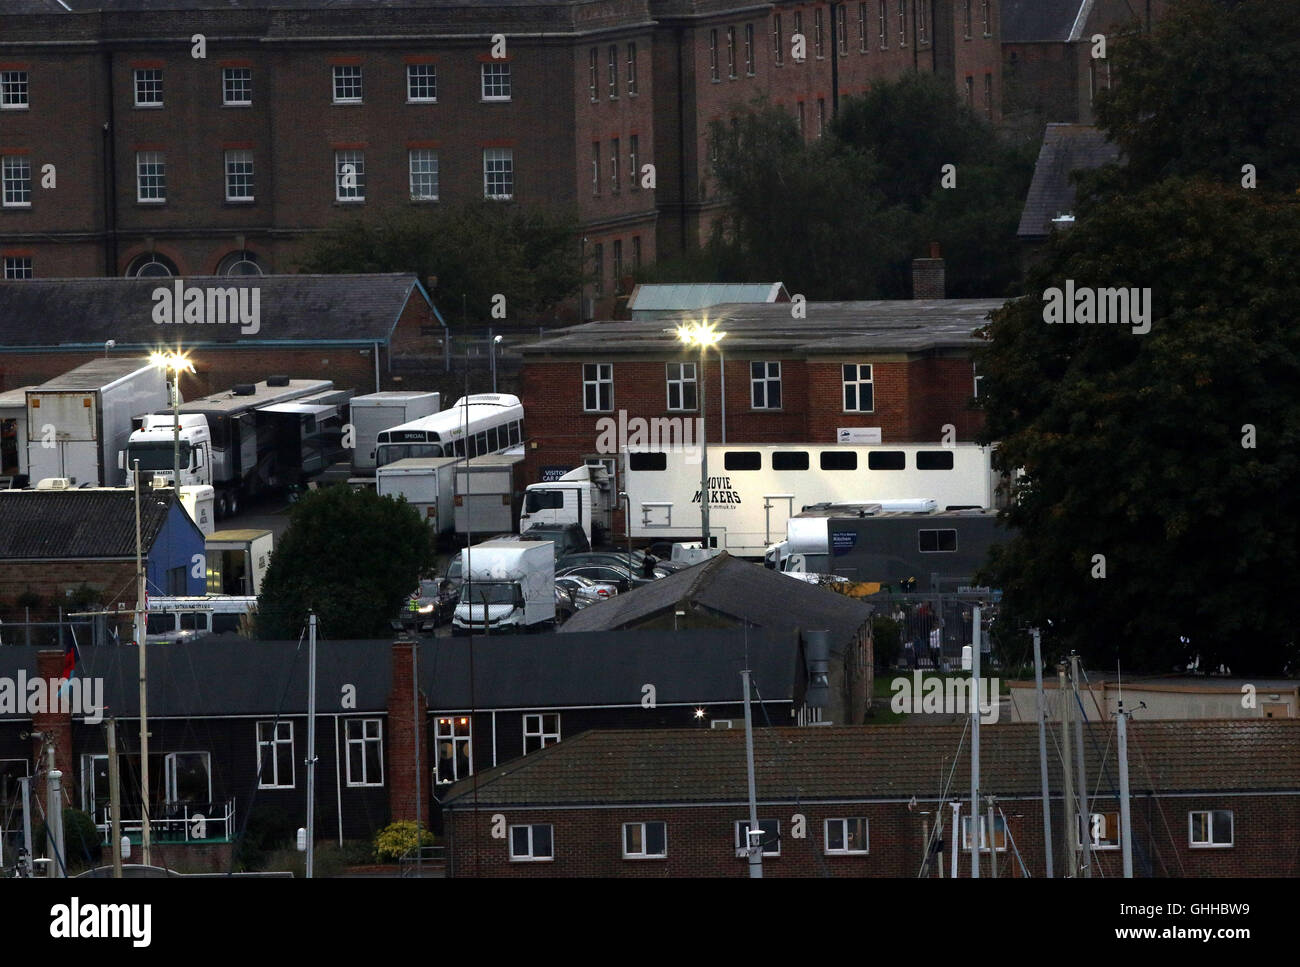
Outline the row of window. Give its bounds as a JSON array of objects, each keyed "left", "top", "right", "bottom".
[
  {"left": 963, "top": 72, "right": 996, "bottom": 119},
  {"left": 0, "top": 148, "right": 511, "bottom": 209},
  {"left": 770, "top": 1, "right": 930, "bottom": 70},
  {"left": 505, "top": 808, "right": 1239, "bottom": 863},
  {"left": 629, "top": 448, "right": 956, "bottom": 473},
  {"left": 588, "top": 237, "right": 644, "bottom": 299},
  {"left": 588, "top": 43, "right": 640, "bottom": 100},
  {"left": 591, "top": 135, "right": 641, "bottom": 196},
  {"left": 434, "top": 713, "right": 558, "bottom": 785},
  {"left": 257, "top": 718, "right": 383, "bottom": 788},
  {"left": 581, "top": 362, "right": 885, "bottom": 414}
]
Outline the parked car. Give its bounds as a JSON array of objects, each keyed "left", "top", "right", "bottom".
[
  {"left": 554, "top": 585, "right": 578, "bottom": 623},
  {"left": 521, "top": 522, "right": 590, "bottom": 559},
  {"left": 402, "top": 577, "right": 458, "bottom": 631},
  {"left": 556, "top": 563, "right": 664, "bottom": 593},
  {"left": 559, "top": 551, "right": 674, "bottom": 580},
  {"left": 555, "top": 574, "right": 619, "bottom": 608}
]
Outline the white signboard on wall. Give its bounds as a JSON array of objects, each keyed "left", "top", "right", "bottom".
[{"left": 836, "top": 427, "right": 882, "bottom": 444}]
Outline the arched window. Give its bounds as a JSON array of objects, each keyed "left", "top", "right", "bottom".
[
  {"left": 125, "top": 252, "right": 179, "bottom": 277},
  {"left": 216, "top": 250, "right": 264, "bottom": 276}
]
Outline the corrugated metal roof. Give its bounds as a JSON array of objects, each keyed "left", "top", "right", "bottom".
[
  {"left": 443, "top": 719, "right": 1300, "bottom": 807},
  {"left": 0, "top": 489, "right": 181, "bottom": 560},
  {"left": 628, "top": 283, "right": 788, "bottom": 314}
]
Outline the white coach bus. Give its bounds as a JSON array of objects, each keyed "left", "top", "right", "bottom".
[
  {"left": 621, "top": 442, "right": 1002, "bottom": 557},
  {"left": 374, "top": 394, "right": 524, "bottom": 470}
]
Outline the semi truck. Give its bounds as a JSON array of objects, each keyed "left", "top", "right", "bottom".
[
  {"left": 518, "top": 463, "right": 615, "bottom": 546},
  {"left": 452, "top": 539, "right": 555, "bottom": 633},
  {"left": 764, "top": 500, "right": 939, "bottom": 571},
  {"left": 777, "top": 509, "right": 1007, "bottom": 591},
  {"left": 26, "top": 359, "right": 170, "bottom": 487},
  {"left": 454, "top": 452, "right": 526, "bottom": 537},
  {"left": 621, "top": 442, "right": 1002, "bottom": 557},
  {"left": 205, "top": 529, "right": 274, "bottom": 596},
  {"left": 375, "top": 456, "right": 462, "bottom": 534},
  {"left": 347, "top": 390, "right": 441, "bottom": 479},
  {"left": 123, "top": 377, "right": 350, "bottom": 518}
]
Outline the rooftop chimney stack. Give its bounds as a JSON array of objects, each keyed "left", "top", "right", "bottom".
[{"left": 911, "top": 242, "right": 946, "bottom": 300}]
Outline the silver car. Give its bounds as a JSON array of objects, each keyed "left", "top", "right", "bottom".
[{"left": 555, "top": 574, "right": 619, "bottom": 609}]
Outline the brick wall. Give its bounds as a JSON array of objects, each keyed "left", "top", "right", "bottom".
[
  {"left": 386, "top": 640, "right": 430, "bottom": 829},
  {"left": 30, "top": 649, "right": 76, "bottom": 815}
]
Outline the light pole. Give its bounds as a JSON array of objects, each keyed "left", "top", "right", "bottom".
[
  {"left": 148, "top": 349, "right": 195, "bottom": 487},
  {"left": 619, "top": 491, "right": 632, "bottom": 586},
  {"left": 491, "top": 334, "right": 503, "bottom": 394},
  {"left": 673, "top": 321, "right": 725, "bottom": 549}
]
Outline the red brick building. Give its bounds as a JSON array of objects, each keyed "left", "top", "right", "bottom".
[
  {"left": 441, "top": 721, "right": 1300, "bottom": 877},
  {"left": 517, "top": 291, "right": 998, "bottom": 484},
  {"left": 1, "top": 1, "right": 1004, "bottom": 318}
]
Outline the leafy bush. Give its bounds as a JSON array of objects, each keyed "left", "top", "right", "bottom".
[
  {"left": 373, "top": 821, "right": 435, "bottom": 862},
  {"left": 235, "top": 804, "right": 296, "bottom": 871},
  {"left": 37, "top": 807, "right": 100, "bottom": 874},
  {"left": 872, "top": 615, "right": 902, "bottom": 670}
]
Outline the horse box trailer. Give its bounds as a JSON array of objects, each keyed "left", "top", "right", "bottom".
[
  {"left": 454, "top": 452, "right": 526, "bottom": 537},
  {"left": 376, "top": 456, "right": 462, "bottom": 534},
  {"left": 205, "top": 528, "right": 274, "bottom": 596},
  {"left": 347, "top": 390, "right": 441, "bottom": 478}
]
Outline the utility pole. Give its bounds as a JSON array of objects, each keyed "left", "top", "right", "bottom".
[
  {"left": 741, "top": 668, "right": 762, "bottom": 878},
  {"left": 1071, "top": 653, "right": 1092, "bottom": 878},
  {"left": 413, "top": 635, "right": 422, "bottom": 878},
  {"left": 1058, "top": 661, "right": 1075, "bottom": 876},
  {"left": 949, "top": 801, "right": 961, "bottom": 878},
  {"left": 698, "top": 341, "right": 710, "bottom": 548},
  {"left": 134, "top": 460, "right": 152, "bottom": 867},
  {"left": 1032, "top": 628, "right": 1054, "bottom": 878},
  {"left": 987, "top": 795, "right": 998, "bottom": 879},
  {"left": 305, "top": 611, "right": 317, "bottom": 878},
  {"left": 107, "top": 718, "right": 123, "bottom": 879},
  {"left": 1117, "top": 701, "right": 1134, "bottom": 878},
  {"left": 46, "top": 736, "right": 65, "bottom": 878},
  {"left": 969, "top": 605, "right": 981, "bottom": 879}
]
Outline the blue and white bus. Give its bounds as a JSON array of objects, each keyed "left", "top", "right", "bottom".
[{"left": 374, "top": 394, "right": 524, "bottom": 469}]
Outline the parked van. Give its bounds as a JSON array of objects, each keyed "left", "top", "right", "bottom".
[{"left": 144, "top": 595, "right": 257, "bottom": 643}]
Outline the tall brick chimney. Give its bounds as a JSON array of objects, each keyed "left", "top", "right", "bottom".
[
  {"left": 911, "top": 242, "right": 946, "bottom": 300},
  {"left": 386, "top": 638, "right": 429, "bottom": 829},
  {"left": 30, "top": 649, "right": 76, "bottom": 815}
]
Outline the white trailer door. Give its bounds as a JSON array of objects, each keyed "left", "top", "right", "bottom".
[{"left": 762, "top": 493, "right": 795, "bottom": 545}]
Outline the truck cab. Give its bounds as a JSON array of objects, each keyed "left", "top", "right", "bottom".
[{"left": 123, "top": 413, "right": 212, "bottom": 490}]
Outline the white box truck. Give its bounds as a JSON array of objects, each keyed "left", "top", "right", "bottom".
[
  {"left": 452, "top": 539, "right": 555, "bottom": 633},
  {"left": 205, "top": 529, "right": 274, "bottom": 596},
  {"left": 376, "top": 456, "right": 462, "bottom": 534},
  {"left": 454, "top": 452, "right": 526, "bottom": 537},
  {"left": 518, "top": 463, "right": 614, "bottom": 546},
  {"left": 179, "top": 484, "right": 216, "bottom": 536},
  {"left": 347, "top": 391, "right": 441, "bottom": 479},
  {"left": 26, "top": 359, "right": 169, "bottom": 487}
]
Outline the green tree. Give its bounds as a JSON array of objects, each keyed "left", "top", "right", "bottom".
[
  {"left": 257, "top": 486, "right": 437, "bottom": 640},
  {"left": 1089, "top": 0, "right": 1300, "bottom": 198},
  {"left": 298, "top": 201, "right": 585, "bottom": 323},
  {"left": 976, "top": 179, "right": 1300, "bottom": 674}
]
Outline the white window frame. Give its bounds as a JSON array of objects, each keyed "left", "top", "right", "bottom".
[
  {"left": 843, "top": 363, "right": 874, "bottom": 412},
  {"left": 481, "top": 61, "right": 511, "bottom": 101},
  {"left": 751, "top": 361, "right": 782, "bottom": 409},
  {"left": 163, "top": 751, "right": 212, "bottom": 805},
  {"left": 589, "top": 48, "right": 599, "bottom": 100},
  {"left": 3, "top": 256, "right": 33, "bottom": 279},
  {"left": 224, "top": 149, "right": 254, "bottom": 202},
  {"left": 623, "top": 821, "right": 668, "bottom": 859},
  {"left": 612, "top": 238, "right": 624, "bottom": 287},
  {"left": 815, "top": 8, "right": 825, "bottom": 58},
  {"left": 344, "top": 717, "right": 383, "bottom": 787},
  {"left": 332, "top": 64, "right": 363, "bottom": 104},
  {"left": 745, "top": 24, "right": 756, "bottom": 75},
  {"left": 666, "top": 361, "right": 698, "bottom": 411},
  {"left": 727, "top": 26, "right": 737, "bottom": 78},
  {"left": 256, "top": 720, "right": 294, "bottom": 789},
  {"left": 523, "top": 712, "right": 561, "bottom": 754},
  {"left": 135, "top": 151, "right": 166, "bottom": 204},
  {"left": 982, "top": 0, "right": 991, "bottom": 36},
  {"left": 960, "top": 814, "right": 1008, "bottom": 852},
  {"left": 435, "top": 715, "right": 472, "bottom": 784},
  {"left": 406, "top": 63, "right": 437, "bottom": 103},
  {"left": 899, "top": 0, "right": 907, "bottom": 46},
  {"left": 627, "top": 42, "right": 639, "bottom": 94},
  {"left": 608, "top": 45, "right": 619, "bottom": 98},
  {"left": 709, "top": 29, "right": 719, "bottom": 81},
  {"left": 592, "top": 141, "right": 601, "bottom": 196},
  {"left": 774, "top": 13, "right": 784, "bottom": 67},
  {"left": 1, "top": 156, "right": 32, "bottom": 208},
  {"left": 1078, "top": 811, "right": 1121, "bottom": 851},
  {"left": 482, "top": 147, "right": 514, "bottom": 200},
  {"left": 222, "top": 67, "right": 251, "bottom": 106},
  {"left": 583, "top": 362, "right": 613, "bottom": 412},
  {"left": 735, "top": 819, "right": 780, "bottom": 856},
  {"left": 134, "top": 68, "right": 163, "bottom": 108},
  {"left": 1189, "top": 809, "right": 1234, "bottom": 848},
  {"left": 859, "top": 3, "right": 868, "bottom": 52},
  {"left": 837, "top": 6, "right": 848, "bottom": 55},
  {"left": 509, "top": 823, "right": 554, "bottom": 862},
  {"left": 628, "top": 135, "right": 639, "bottom": 191},
  {"left": 610, "top": 137, "right": 620, "bottom": 192},
  {"left": 409, "top": 149, "right": 439, "bottom": 201},
  {"left": 918, "top": 0, "right": 928, "bottom": 43},
  {"left": 0, "top": 70, "right": 29, "bottom": 109},
  {"left": 824, "top": 817, "right": 869, "bottom": 854},
  {"left": 879, "top": 0, "right": 888, "bottom": 47},
  {"left": 334, "top": 149, "right": 365, "bottom": 203}
]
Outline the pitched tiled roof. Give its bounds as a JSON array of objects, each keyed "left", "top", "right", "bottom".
[
  {"left": 0, "top": 274, "right": 431, "bottom": 351},
  {"left": 559, "top": 552, "right": 873, "bottom": 649},
  {"left": 0, "top": 489, "right": 180, "bottom": 560},
  {"left": 1001, "top": 0, "right": 1089, "bottom": 42},
  {"left": 442, "top": 720, "right": 1300, "bottom": 806},
  {"left": 1018, "top": 124, "right": 1121, "bottom": 239}
]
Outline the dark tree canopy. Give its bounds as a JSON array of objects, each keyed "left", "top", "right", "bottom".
[
  {"left": 257, "top": 486, "right": 437, "bottom": 640},
  {"left": 976, "top": 180, "right": 1300, "bottom": 674},
  {"left": 298, "top": 200, "right": 584, "bottom": 323}
]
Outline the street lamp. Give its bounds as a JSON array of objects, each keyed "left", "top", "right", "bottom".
[
  {"left": 674, "top": 320, "right": 726, "bottom": 549},
  {"left": 148, "top": 349, "right": 195, "bottom": 488},
  {"left": 491, "top": 334, "right": 503, "bottom": 394}
]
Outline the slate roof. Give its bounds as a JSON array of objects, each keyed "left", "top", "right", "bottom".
[
  {"left": 522, "top": 300, "right": 1001, "bottom": 357},
  {"left": 1017, "top": 124, "right": 1121, "bottom": 239},
  {"left": 628, "top": 283, "right": 788, "bottom": 315},
  {"left": 0, "top": 629, "right": 795, "bottom": 720},
  {"left": 0, "top": 488, "right": 179, "bottom": 560},
  {"left": 442, "top": 719, "right": 1300, "bottom": 807},
  {"left": 0, "top": 274, "right": 434, "bottom": 352},
  {"left": 1001, "top": 0, "right": 1090, "bottom": 42},
  {"left": 559, "top": 552, "right": 873, "bottom": 649}
]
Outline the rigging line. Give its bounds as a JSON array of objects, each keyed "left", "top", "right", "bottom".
[
  {"left": 1124, "top": 732, "right": 1188, "bottom": 877},
  {"left": 917, "top": 717, "right": 969, "bottom": 877},
  {"left": 225, "top": 623, "right": 308, "bottom": 876},
  {"left": 997, "top": 804, "right": 1032, "bottom": 878}
]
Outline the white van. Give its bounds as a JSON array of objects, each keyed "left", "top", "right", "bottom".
[{"left": 144, "top": 595, "right": 257, "bottom": 643}]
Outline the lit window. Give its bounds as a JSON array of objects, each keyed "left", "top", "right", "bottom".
[
  {"left": 961, "top": 814, "right": 1008, "bottom": 852},
  {"left": 435, "top": 716, "right": 472, "bottom": 783}
]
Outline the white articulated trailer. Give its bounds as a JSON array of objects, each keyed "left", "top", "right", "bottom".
[{"left": 621, "top": 442, "right": 1001, "bottom": 558}]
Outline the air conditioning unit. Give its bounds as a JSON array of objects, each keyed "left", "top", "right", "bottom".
[
  {"left": 35, "top": 477, "right": 74, "bottom": 491},
  {"left": 151, "top": 476, "right": 170, "bottom": 489},
  {"left": 710, "top": 719, "right": 734, "bottom": 730}
]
